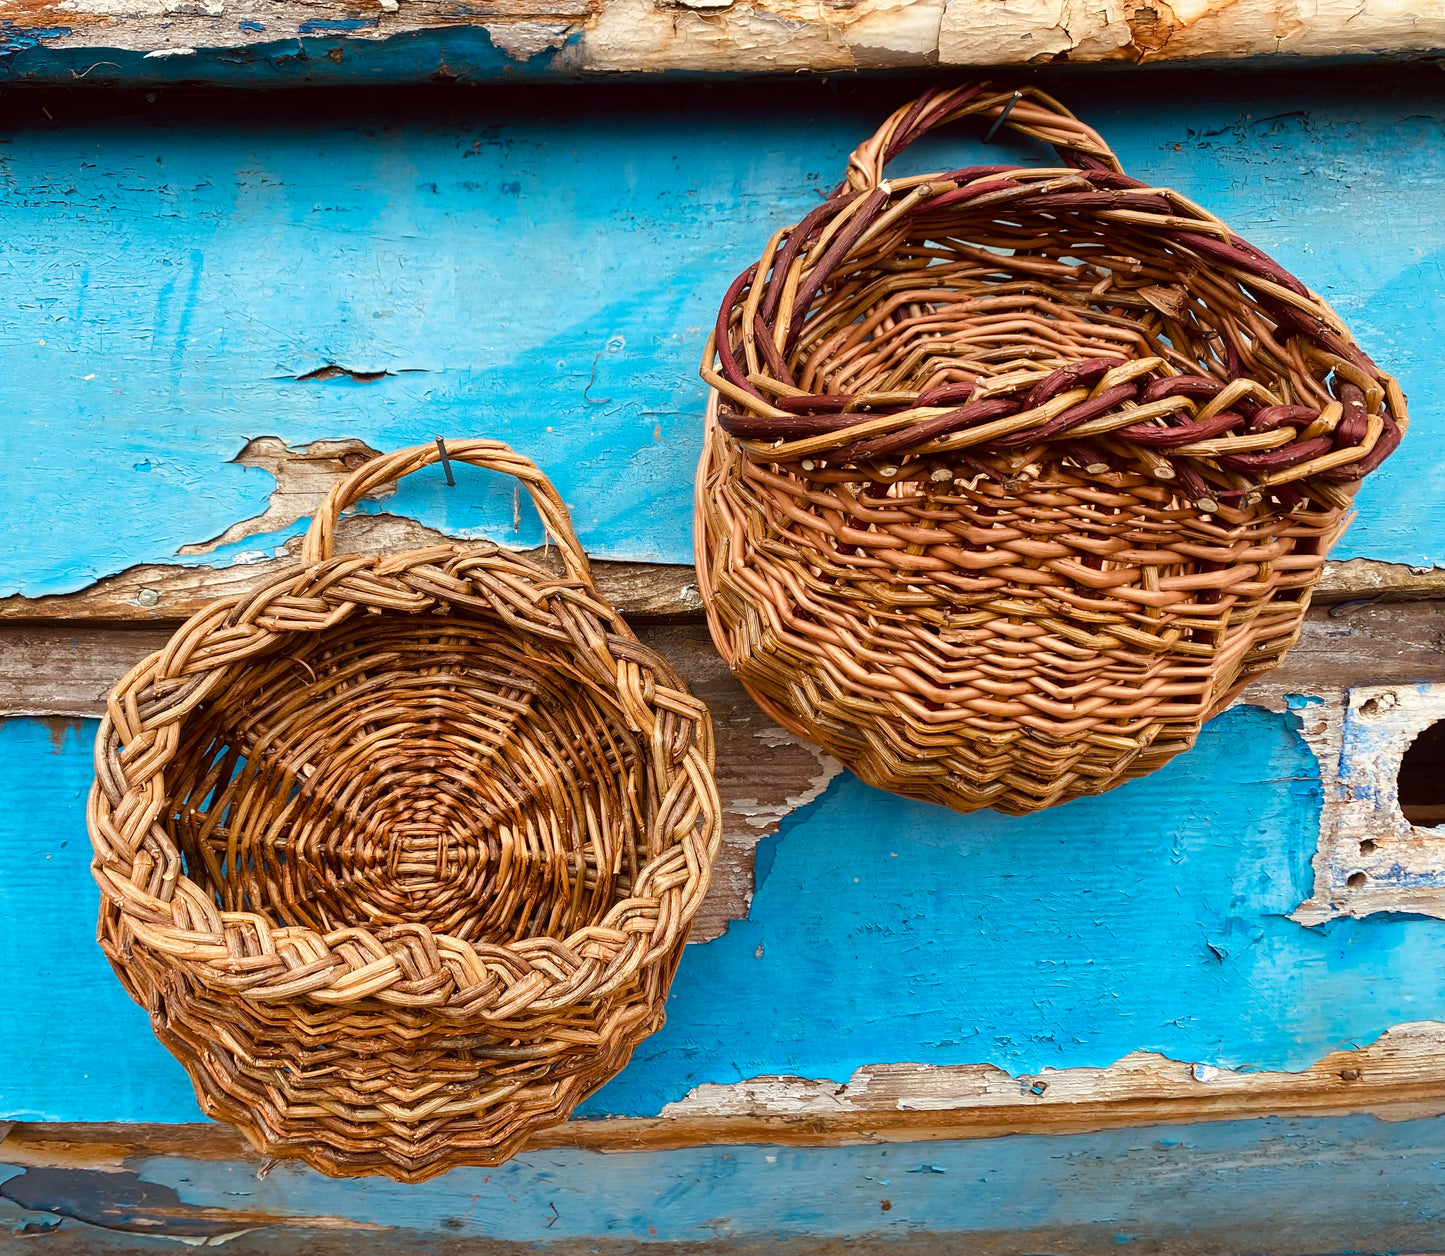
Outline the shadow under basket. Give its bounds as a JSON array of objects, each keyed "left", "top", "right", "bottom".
[
  {"left": 696, "top": 82, "right": 1406, "bottom": 816},
  {"left": 88, "top": 440, "right": 721, "bottom": 1182}
]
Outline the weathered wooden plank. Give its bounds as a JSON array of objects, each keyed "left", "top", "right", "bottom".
[
  {"left": 0, "top": 76, "right": 1443, "bottom": 604},
  {"left": 0, "top": 536, "right": 703, "bottom": 625},
  {"left": 1, "top": 604, "right": 1442, "bottom": 941},
  {"left": 9, "top": 688, "right": 1445, "bottom": 1127},
  {"left": 0, "top": 545, "right": 1436, "bottom": 627},
  {"left": 3, "top": 1115, "right": 1445, "bottom": 1254},
  {"left": 5, "top": 603, "right": 1440, "bottom": 726},
  {"left": 6, "top": 1021, "right": 1445, "bottom": 1164},
  {"left": 6, "top": 0, "right": 1445, "bottom": 82}
]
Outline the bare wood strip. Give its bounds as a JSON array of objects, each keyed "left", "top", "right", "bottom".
[
  {"left": 5, "top": 1021, "right": 1445, "bottom": 1162},
  {"left": 0, "top": 531, "right": 1437, "bottom": 629},
  {"left": 0, "top": 518, "right": 703, "bottom": 625},
  {"left": 13, "top": 1, "right": 1445, "bottom": 78}
]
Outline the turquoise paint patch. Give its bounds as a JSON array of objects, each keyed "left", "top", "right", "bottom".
[
  {"left": 0, "top": 719, "right": 201, "bottom": 1121},
  {"left": 0, "top": 76, "right": 1443, "bottom": 597},
  {"left": 8, "top": 705, "right": 1445, "bottom": 1123},
  {"left": 0, "top": 27, "right": 555, "bottom": 84},
  {"left": 0, "top": 23, "right": 68, "bottom": 70},
  {"left": 580, "top": 704, "right": 1445, "bottom": 1115},
  {"left": 0, "top": 92, "right": 821, "bottom": 596},
  {"left": 296, "top": 18, "right": 378, "bottom": 33}
]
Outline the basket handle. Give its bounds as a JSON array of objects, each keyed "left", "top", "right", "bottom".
[
  {"left": 843, "top": 83, "right": 1123, "bottom": 194},
  {"left": 300, "top": 438, "right": 595, "bottom": 587}
]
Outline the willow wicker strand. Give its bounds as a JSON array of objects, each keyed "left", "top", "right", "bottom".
[
  {"left": 89, "top": 440, "right": 721, "bottom": 1181},
  {"left": 696, "top": 83, "right": 1405, "bottom": 816}
]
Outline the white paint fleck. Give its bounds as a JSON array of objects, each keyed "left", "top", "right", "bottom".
[{"left": 482, "top": 20, "right": 574, "bottom": 61}]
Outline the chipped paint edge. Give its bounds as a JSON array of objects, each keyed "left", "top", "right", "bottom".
[
  {"left": 6, "top": 1022, "right": 1445, "bottom": 1165},
  {"left": 8, "top": 0, "right": 1445, "bottom": 80}
]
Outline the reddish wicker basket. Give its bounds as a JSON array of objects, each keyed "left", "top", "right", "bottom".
[
  {"left": 696, "top": 84, "right": 1405, "bottom": 815},
  {"left": 89, "top": 440, "right": 721, "bottom": 1181}
]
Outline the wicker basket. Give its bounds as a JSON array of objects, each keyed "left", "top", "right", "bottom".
[
  {"left": 88, "top": 440, "right": 721, "bottom": 1181},
  {"left": 696, "top": 84, "right": 1405, "bottom": 816}
]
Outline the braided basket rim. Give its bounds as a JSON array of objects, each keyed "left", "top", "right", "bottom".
[{"left": 89, "top": 445, "right": 721, "bottom": 1019}]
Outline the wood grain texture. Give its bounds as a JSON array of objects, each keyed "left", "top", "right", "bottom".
[
  {"left": 4, "top": 1114, "right": 1445, "bottom": 1253},
  {"left": 7, "top": 0, "right": 1445, "bottom": 81},
  {"left": 0, "top": 524, "right": 704, "bottom": 625}
]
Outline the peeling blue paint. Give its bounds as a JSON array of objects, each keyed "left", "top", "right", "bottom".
[
  {"left": 0, "top": 77, "right": 1443, "bottom": 600},
  {"left": 0, "top": 23, "right": 69, "bottom": 69},
  {"left": 0, "top": 26, "right": 575, "bottom": 84},
  {"left": 296, "top": 18, "right": 379, "bottom": 34}
]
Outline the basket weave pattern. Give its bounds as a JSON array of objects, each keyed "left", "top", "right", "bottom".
[
  {"left": 89, "top": 441, "right": 721, "bottom": 1181},
  {"left": 696, "top": 84, "right": 1405, "bottom": 815}
]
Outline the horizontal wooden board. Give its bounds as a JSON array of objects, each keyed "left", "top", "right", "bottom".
[
  {"left": 5, "top": 0, "right": 1445, "bottom": 82},
  {"left": 0, "top": 73, "right": 1443, "bottom": 602},
  {"left": 1, "top": 603, "right": 1444, "bottom": 1136},
  {"left": 4, "top": 1114, "right": 1445, "bottom": 1253}
]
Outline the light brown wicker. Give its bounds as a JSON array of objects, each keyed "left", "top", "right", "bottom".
[
  {"left": 88, "top": 440, "right": 721, "bottom": 1182},
  {"left": 696, "top": 83, "right": 1406, "bottom": 816}
]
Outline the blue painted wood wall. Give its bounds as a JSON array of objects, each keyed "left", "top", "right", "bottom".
[{"left": 3, "top": 66, "right": 1445, "bottom": 1250}]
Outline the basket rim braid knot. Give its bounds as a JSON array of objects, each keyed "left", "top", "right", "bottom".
[
  {"left": 695, "top": 82, "right": 1406, "bottom": 816},
  {"left": 88, "top": 439, "right": 722, "bottom": 1181}
]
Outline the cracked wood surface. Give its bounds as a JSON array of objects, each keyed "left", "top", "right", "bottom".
[
  {"left": 5, "top": 1114, "right": 1445, "bottom": 1255},
  {"left": 7, "top": 0, "right": 1445, "bottom": 79}
]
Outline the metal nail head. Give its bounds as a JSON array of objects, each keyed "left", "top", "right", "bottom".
[
  {"left": 435, "top": 436, "right": 456, "bottom": 486},
  {"left": 984, "top": 91, "right": 1024, "bottom": 144}
]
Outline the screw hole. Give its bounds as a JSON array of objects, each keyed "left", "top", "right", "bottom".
[
  {"left": 1360, "top": 838, "right": 1377, "bottom": 854},
  {"left": 1399, "top": 720, "right": 1445, "bottom": 829},
  {"left": 1347, "top": 872, "right": 1367, "bottom": 889},
  {"left": 1359, "top": 693, "right": 1397, "bottom": 719}
]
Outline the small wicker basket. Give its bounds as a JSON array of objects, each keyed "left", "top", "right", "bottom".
[
  {"left": 89, "top": 440, "right": 721, "bottom": 1181},
  {"left": 696, "top": 84, "right": 1405, "bottom": 816}
]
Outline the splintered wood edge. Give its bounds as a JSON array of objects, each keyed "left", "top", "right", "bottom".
[
  {"left": 10, "top": 0, "right": 1445, "bottom": 76},
  {"left": 0, "top": 516, "right": 705, "bottom": 624},
  {"left": 4, "top": 1021, "right": 1445, "bottom": 1164}
]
